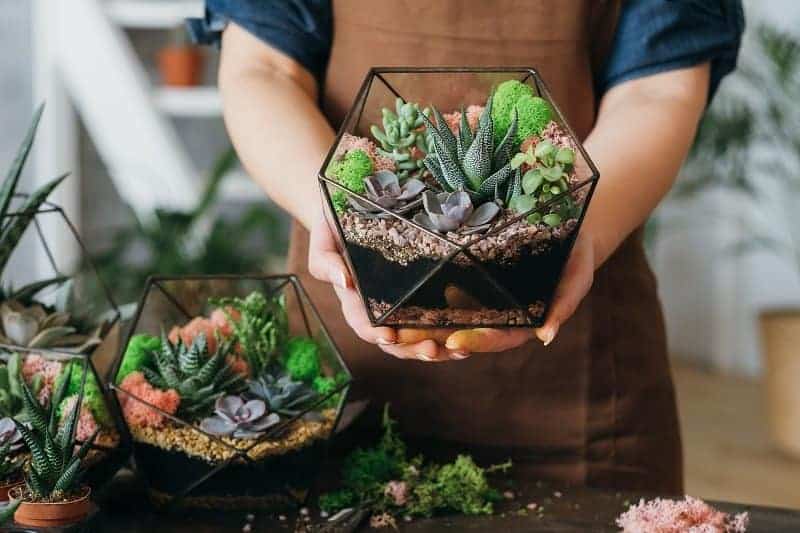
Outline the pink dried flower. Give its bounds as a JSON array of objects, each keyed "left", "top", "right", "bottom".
[
  {"left": 616, "top": 496, "right": 749, "bottom": 533},
  {"left": 335, "top": 133, "right": 395, "bottom": 172},
  {"left": 21, "top": 354, "right": 63, "bottom": 405},
  {"left": 58, "top": 395, "right": 99, "bottom": 442},
  {"left": 210, "top": 307, "right": 239, "bottom": 338},
  {"left": 118, "top": 371, "right": 180, "bottom": 429},
  {"left": 384, "top": 480, "right": 408, "bottom": 506},
  {"left": 169, "top": 317, "right": 220, "bottom": 353},
  {"left": 443, "top": 105, "right": 484, "bottom": 132}
]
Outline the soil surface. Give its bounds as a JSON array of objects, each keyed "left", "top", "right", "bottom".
[{"left": 369, "top": 299, "right": 545, "bottom": 326}]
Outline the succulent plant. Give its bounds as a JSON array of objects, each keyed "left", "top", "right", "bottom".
[
  {"left": 142, "top": 332, "right": 246, "bottom": 419},
  {"left": 508, "top": 140, "right": 579, "bottom": 227},
  {"left": 247, "top": 369, "right": 319, "bottom": 417},
  {"left": 422, "top": 92, "right": 521, "bottom": 205},
  {"left": 348, "top": 170, "right": 426, "bottom": 217},
  {"left": 370, "top": 98, "right": 430, "bottom": 180},
  {"left": 0, "top": 354, "right": 35, "bottom": 420},
  {"left": 199, "top": 395, "right": 280, "bottom": 439},
  {"left": 0, "top": 438, "right": 23, "bottom": 483},
  {"left": 210, "top": 292, "right": 288, "bottom": 377},
  {"left": 0, "top": 417, "right": 22, "bottom": 453},
  {"left": 413, "top": 191, "right": 500, "bottom": 234},
  {"left": 14, "top": 362, "right": 96, "bottom": 499}
]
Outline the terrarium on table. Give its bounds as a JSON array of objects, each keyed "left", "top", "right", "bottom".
[
  {"left": 0, "top": 105, "right": 128, "bottom": 498},
  {"left": 110, "top": 275, "right": 351, "bottom": 510},
  {"left": 319, "top": 68, "right": 599, "bottom": 327}
]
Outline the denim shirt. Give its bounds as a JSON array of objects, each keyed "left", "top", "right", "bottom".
[{"left": 188, "top": 0, "right": 744, "bottom": 101}]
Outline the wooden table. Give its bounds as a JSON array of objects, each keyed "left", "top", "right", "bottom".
[{"left": 86, "top": 471, "right": 800, "bottom": 532}]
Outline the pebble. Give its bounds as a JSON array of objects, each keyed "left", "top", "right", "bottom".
[
  {"left": 242, "top": 525, "right": 251, "bottom": 533},
  {"left": 299, "top": 508, "right": 309, "bottom": 517},
  {"left": 278, "top": 515, "right": 286, "bottom": 521},
  {"left": 527, "top": 502, "right": 538, "bottom": 510},
  {"left": 554, "top": 491, "right": 562, "bottom": 498},
  {"left": 319, "top": 510, "right": 329, "bottom": 519},
  {"left": 503, "top": 490, "right": 515, "bottom": 500},
  {"left": 246, "top": 514, "right": 255, "bottom": 522},
  {"left": 403, "top": 516, "right": 413, "bottom": 523}
]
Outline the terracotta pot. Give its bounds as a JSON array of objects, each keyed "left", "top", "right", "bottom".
[
  {"left": 11, "top": 486, "right": 91, "bottom": 527},
  {"left": 157, "top": 45, "right": 204, "bottom": 87},
  {"left": 0, "top": 479, "right": 23, "bottom": 502},
  {"left": 761, "top": 308, "right": 800, "bottom": 458}
]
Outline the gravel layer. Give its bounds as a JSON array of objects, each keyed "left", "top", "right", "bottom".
[
  {"left": 369, "top": 299, "right": 545, "bottom": 326},
  {"left": 129, "top": 410, "right": 336, "bottom": 464},
  {"left": 148, "top": 488, "right": 297, "bottom": 511}
]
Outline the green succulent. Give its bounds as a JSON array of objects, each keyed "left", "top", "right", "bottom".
[
  {"left": 210, "top": 291, "right": 288, "bottom": 377},
  {"left": 422, "top": 92, "right": 521, "bottom": 204},
  {"left": 283, "top": 336, "right": 320, "bottom": 383},
  {"left": 508, "top": 140, "right": 579, "bottom": 227},
  {"left": 116, "top": 333, "right": 161, "bottom": 384},
  {"left": 247, "top": 369, "right": 318, "bottom": 417},
  {"left": 370, "top": 98, "right": 430, "bottom": 179},
  {"left": 143, "top": 332, "right": 246, "bottom": 419},
  {"left": 491, "top": 79, "right": 552, "bottom": 146},
  {"left": 14, "top": 362, "right": 96, "bottom": 500},
  {"left": 0, "top": 353, "right": 40, "bottom": 421},
  {"left": 0, "top": 441, "right": 23, "bottom": 483}
]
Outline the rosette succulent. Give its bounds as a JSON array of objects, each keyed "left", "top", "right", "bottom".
[
  {"left": 248, "top": 370, "right": 318, "bottom": 417},
  {"left": 413, "top": 191, "right": 500, "bottom": 234},
  {"left": 370, "top": 98, "right": 430, "bottom": 179},
  {"left": 422, "top": 93, "right": 520, "bottom": 204},
  {"left": 199, "top": 395, "right": 280, "bottom": 439},
  {"left": 0, "top": 417, "right": 22, "bottom": 452},
  {"left": 348, "top": 170, "right": 425, "bottom": 217}
]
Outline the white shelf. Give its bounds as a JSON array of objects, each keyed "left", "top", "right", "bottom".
[
  {"left": 105, "top": 0, "right": 203, "bottom": 29},
  {"left": 154, "top": 86, "right": 221, "bottom": 117}
]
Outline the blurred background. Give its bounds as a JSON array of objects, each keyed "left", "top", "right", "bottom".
[{"left": 1, "top": 0, "right": 799, "bottom": 510}]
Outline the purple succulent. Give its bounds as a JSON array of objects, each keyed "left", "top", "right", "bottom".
[
  {"left": 413, "top": 191, "right": 500, "bottom": 234},
  {"left": 0, "top": 417, "right": 23, "bottom": 452},
  {"left": 349, "top": 170, "right": 426, "bottom": 216},
  {"left": 199, "top": 395, "right": 280, "bottom": 440}
]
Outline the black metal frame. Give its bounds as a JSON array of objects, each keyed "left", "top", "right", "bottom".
[
  {"left": 0, "top": 200, "right": 130, "bottom": 490},
  {"left": 317, "top": 67, "right": 600, "bottom": 328},
  {"left": 108, "top": 274, "right": 352, "bottom": 509}
]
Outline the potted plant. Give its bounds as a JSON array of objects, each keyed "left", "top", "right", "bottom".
[
  {"left": 158, "top": 25, "right": 205, "bottom": 87},
  {"left": 0, "top": 106, "right": 129, "bottom": 492},
  {"left": 111, "top": 275, "right": 351, "bottom": 510},
  {"left": 6, "top": 362, "right": 97, "bottom": 527},
  {"left": 318, "top": 68, "right": 598, "bottom": 328},
  {"left": 0, "top": 417, "right": 24, "bottom": 501}
]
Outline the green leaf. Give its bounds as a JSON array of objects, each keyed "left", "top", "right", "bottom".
[
  {"left": 543, "top": 165, "right": 564, "bottom": 182},
  {"left": 509, "top": 195, "right": 536, "bottom": 215},
  {"left": 543, "top": 213, "right": 562, "bottom": 227},
  {"left": 527, "top": 212, "right": 542, "bottom": 225},
  {"left": 0, "top": 103, "right": 45, "bottom": 224},
  {"left": 522, "top": 169, "right": 544, "bottom": 195},
  {"left": 555, "top": 147, "right": 575, "bottom": 166},
  {"left": 534, "top": 140, "right": 555, "bottom": 161}
]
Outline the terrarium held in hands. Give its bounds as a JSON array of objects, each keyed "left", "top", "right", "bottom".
[
  {"left": 319, "top": 68, "right": 599, "bottom": 327},
  {"left": 110, "top": 275, "right": 351, "bottom": 510}
]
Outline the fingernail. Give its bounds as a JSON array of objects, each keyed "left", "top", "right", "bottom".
[
  {"left": 377, "top": 337, "right": 395, "bottom": 345},
  {"left": 451, "top": 352, "right": 470, "bottom": 360},
  {"left": 417, "top": 354, "right": 433, "bottom": 361},
  {"left": 538, "top": 324, "right": 559, "bottom": 346},
  {"left": 337, "top": 270, "right": 349, "bottom": 289}
]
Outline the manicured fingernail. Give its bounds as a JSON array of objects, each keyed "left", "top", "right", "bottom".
[
  {"left": 417, "top": 354, "right": 433, "bottom": 361},
  {"left": 451, "top": 352, "right": 470, "bottom": 360},
  {"left": 537, "top": 324, "right": 559, "bottom": 346}
]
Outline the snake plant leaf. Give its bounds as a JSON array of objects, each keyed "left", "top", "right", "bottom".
[
  {"left": 0, "top": 172, "right": 69, "bottom": 275},
  {"left": 421, "top": 111, "right": 468, "bottom": 190},
  {"left": 506, "top": 168, "right": 523, "bottom": 204},
  {"left": 476, "top": 163, "right": 514, "bottom": 198},
  {"left": 0, "top": 103, "right": 45, "bottom": 224},
  {"left": 52, "top": 456, "right": 81, "bottom": 493},
  {"left": 456, "top": 107, "right": 474, "bottom": 160},
  {"left": 429, "top": 107, "right": 458, "bottom": 155},
  {"left": 463, "top": 112, "right": 494, "bottom": 189},
  {"left": 494, "top": 109, "right": 519, "bottom": 170}
]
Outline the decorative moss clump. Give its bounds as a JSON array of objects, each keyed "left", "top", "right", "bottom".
[
  {"left": 55, "top": 360, "right": 112, "bottom": 427},
  {"left": 284, "top": 336, "right": 321, "bottom": 383},
  {"left": 491, "top": 79, "right": 552, "bottom": 146},
  {"left": 327, "top": 149, "right": 373, "bottom": 213},
  {"left": 116, "top": 333, "right": 161, "bottom": 384}
]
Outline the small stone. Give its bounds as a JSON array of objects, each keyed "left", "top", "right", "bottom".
[
  {"left": 278, "top": 514, "right": 286, "bottom": 521},
  {"left": 320, "top": 510, "right": 329, "bottom": 519},
  {"left": 299, "top": 508, "right": 309, "bottom": 516},
  {"left": 527, "top": 502, "right": 538, "bottom": 510},
  {"left": 553, "top": 491, "right": 562, "bottom": 498},
  {"left": 403, "top": 515, "right": 412, "bottom": 523},
  {"left": 503, "top": 490, "right": 515, "bottom": 500},
  {"left": 242, "top": 525, "right": 251, "bottom": 533},
  {"left": 245, "top": 514, "right": 255, "bottom": 522}
]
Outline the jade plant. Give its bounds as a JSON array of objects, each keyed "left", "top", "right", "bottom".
[
  {"left": 319, "top": 406, "right": 511, "bottom": 523},
  {"left": 422, "top": 93, "right": 521, "bottom": 205},
  {"left": 508, "top": 140, "right": 579, "bottom": 227},
  {"left": 370, "top": 98, "right": 430, "bottom": 179},
  {"left": 143, "top": 332, "right": 246, "bottom": 418},
  {"left": 13, "top": 363, "right": 96, "bottom": 501}
]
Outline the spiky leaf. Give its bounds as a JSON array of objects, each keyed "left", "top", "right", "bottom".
[
  {"left": 421, "top": 112, "right": 468, "bottom": 190},
  {"left": 477, "top": 164, "right": 514, "bottom": 199},
  {"left": 463, "top": 115, "right": 494, "bottom": 188},
  {"left": 430, "top": 107, "right": 458, "bottom": 156},
  {"left": 52, "top": 457, "right": 80, "bottom": 493}
]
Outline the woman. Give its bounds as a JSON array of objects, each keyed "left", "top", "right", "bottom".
[{"left": 190, "top": 0, "right": 743, "bottom": 493}]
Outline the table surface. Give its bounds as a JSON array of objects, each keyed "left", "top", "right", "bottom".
[{"left": 81, "top": 472, "right": 800, "bottom": 533}]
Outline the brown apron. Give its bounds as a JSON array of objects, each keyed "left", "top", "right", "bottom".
[{"left": 289, "top": 0, "right": 683, "bottom": 493}]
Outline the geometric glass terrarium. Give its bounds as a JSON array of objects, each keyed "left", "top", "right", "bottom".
[
  {"left": 319, "top": 67, "right": 599, "bottom": 327},
  {"left": 109, "top": 275, "right": 351, "bottom": 510},
  {"left": 0, "top": 201, "right": 128, "bottom": 493}
]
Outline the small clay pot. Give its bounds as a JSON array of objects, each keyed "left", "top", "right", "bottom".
[
  {"left": 0, "top": 479, "right": 23, "bottom": 502},
  {"left": 11, "top": 485, "right": 91, "bottom": 527},
  {"left": 157, "top": 45, "right": 205, "bottom": 87}
]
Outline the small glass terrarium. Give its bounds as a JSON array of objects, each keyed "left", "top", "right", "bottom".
[
  {"left": 319, "top": 68, "right": 599, "bottom": 327},
  {"left": 110, "top": 275, "right": 351, "bottom": 510}
]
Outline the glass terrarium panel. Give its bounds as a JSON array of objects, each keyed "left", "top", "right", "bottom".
[
  {"left": 112, "top": 275, "right": 351, "bottom": 510},
  {"left": 319, "top": 68, "right": 599, "bottom": 328}
]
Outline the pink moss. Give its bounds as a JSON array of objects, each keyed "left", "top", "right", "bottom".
[
  {"left": 118, "top": 371, "right": 180, "bottom": 429},
  {"left": 443, "top": 105, "right": 484, "bottom": 133},
  {"left": 169, "top": 317, "right": 220, "bottom": 353},
  {"left": 21, "top": 354, "right": 63, "bottom": 405},
  {"left": 210, "top": 307, "right": 239, "bottom": 338},
  {"left": 335, "top": 133, "right": 395, "bottom": 172},
  {"left": 58, "top": 395, "right": 99, "bottom": 442},
  {"left": 226, "top": 355, "right": 250, "bottom": 377},
  {"left": 616, "top": 496, "right": 749, "bottom": 533}
]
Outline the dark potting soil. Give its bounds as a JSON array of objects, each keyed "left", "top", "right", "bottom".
[
  {"left": 345, "top": 233, "right": 575, "bottom": 327},
  {"left": 133, "top": 439, "right": 327, "bottom": 506}
]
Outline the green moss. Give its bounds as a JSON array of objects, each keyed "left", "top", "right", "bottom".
[
  {"left": 331, "top": 189, "right": 348, "bottom": 214},
  {"left": 327, "top": 149, "right": 372, "bottom": 194},
  {"left": 491, "top": 80, "right": 535, "bottom": 145},
  {"left": 54, "top": 361, "right": 111, "bottom": 427},
  {"left": 513, "top": 95, "right": 552, "bottom": 145},
  {"left": 284, "top": 337, "right": 321, "bottom": 383},
  {"left": 116, "top": 333, "right": 161, "bottom": 384},
  {"left": 319, "top": 489, "right": 357, "bottom": 513}
]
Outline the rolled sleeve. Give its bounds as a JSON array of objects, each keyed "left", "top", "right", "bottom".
[
  {"left": 187, "top": 0, "right": 332, "bottom": 85},
  {"left": 597, "top": 0, "right": 745, "bottom": 102}
]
